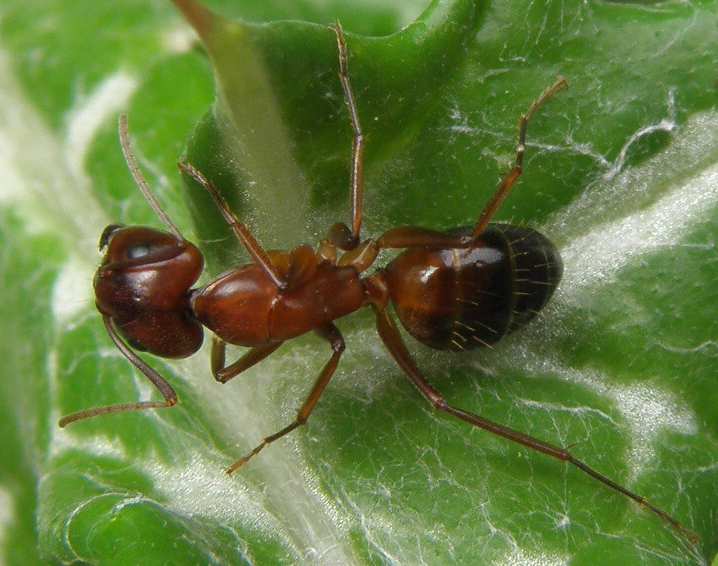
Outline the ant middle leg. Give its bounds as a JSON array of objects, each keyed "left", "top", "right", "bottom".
[
  {"left": 327, "top": 21, "right": 365, "bottom": 251},
  {"left": 369, "top": 298, "right": 698, "bottom": 545},
  {"left": 473, "top": 77, "right": 568, "bottom": 237},
  {"left": 211, "top": 336, "right": 284, "bottom": 384},
  {"left": 59, "top": 316, "right": 178, "bottom": 427},
  {"left": 225, "top": 324, "right": 345, "bottom": 474}
]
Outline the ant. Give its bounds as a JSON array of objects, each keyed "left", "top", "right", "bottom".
[{"left": 59, "top": 23, "right": 698, "bottom": 546}]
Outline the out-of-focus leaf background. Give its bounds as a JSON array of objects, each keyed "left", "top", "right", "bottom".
[{"left": 0, "top": 0, "right": 717, "bottom": 564}]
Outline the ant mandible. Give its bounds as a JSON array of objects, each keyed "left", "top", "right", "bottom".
[{"left": 59, "top": 23, "right": 697, "bottom": 545}]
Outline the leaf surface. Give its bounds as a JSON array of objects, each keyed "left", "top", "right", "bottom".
[{"left": 0, "top": 1, "right": 716, "bottom": 564}]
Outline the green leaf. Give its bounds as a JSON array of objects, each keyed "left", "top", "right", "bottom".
[{"left": 1, "top": 1, "right": 716, "bottom": 565}]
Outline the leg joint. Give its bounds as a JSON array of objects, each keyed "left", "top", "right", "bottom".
[
  {"left": 430, "top": 395, "right": 449, "bottom": 412},
  {"left": 332, "top": 337, "right": 346, "bottom": 354}
]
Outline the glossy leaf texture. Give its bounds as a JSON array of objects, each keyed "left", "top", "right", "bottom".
[{"left": 0, "top": 0, "right": 717, "bottom": 564}]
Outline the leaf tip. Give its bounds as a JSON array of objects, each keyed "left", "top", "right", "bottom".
[{"left": 172, "top": 0, "right": 216, "bottom": 41}]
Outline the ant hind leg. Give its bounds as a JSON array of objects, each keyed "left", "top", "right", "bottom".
[
  {"left": 370, "top": 301, "right": 699, "bottom": 546},
  {"left": 472, "top": 77, "right": 568, "bottom": 237}
]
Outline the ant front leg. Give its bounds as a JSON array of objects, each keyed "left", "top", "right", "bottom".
[
  {"left": 225, "top": 324, "right": 345, "bottom": 474},
  {"left": 59, "top": 316, "right": 178, "bottom": 427},
  {"left": 327, "top": 21, "right": 365, "bottom": 251},
  {"left": 178, "top": 161, "right": 286, "bottom": 290},
  {"left": 473, "top": 77, "right": 568, "bottom": 237},
  {"left": 365, "top": 281, "right": 698, "bottom": 545},
  {"left": 211, "top": 336, "right": 284, "bottom": 384}
]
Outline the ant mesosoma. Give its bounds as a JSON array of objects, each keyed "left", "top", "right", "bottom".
[{"left": 59, "top": 23, "right": 697, "bottom": 545}]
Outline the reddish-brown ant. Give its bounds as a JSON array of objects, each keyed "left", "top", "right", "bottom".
[{"left": 59, "top": 23, "right": 698, "bottom": 545}]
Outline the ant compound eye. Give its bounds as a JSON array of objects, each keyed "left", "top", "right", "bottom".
[
  {"left": 126, "top": 243, "right": 152, "bottom": 260},
  {"left": 101, "top": 227, "right": 187, "bottom": 267}
]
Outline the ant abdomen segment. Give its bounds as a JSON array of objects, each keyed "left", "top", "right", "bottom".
[
  {"left": 382, "top": 224, "right": 562, "bottom": 351},
  {"left": 383, "top": 224, "right": 562, "bottom": 351}
]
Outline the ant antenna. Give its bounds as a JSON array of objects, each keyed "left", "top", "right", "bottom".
[{"left": 118, "top": 114, "right": 184, "bottom": 241}]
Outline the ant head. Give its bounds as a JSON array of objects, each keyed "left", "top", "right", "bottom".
[
  {"left": 94, "top": 225, "right": 204, "bottom": 358},
  {"left": 92, "top": 115, "right": 205, "bottom": 358}
]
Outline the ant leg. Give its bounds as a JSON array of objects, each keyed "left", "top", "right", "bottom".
[
  {"left": 59, "top": 316, "right": 178, "bottom": 427},
  {"left": 371, "top": 79, "right": 569, "bottom": 250},
  {"left": 336, "top": 239, "right": 379, "bottom": 272},
  {"left": 375, "top": 76, "right": 565, "bottom": 253},
  {"left": 211, "top": 336, "right": 284, "bottom": 384},
  {"left": 370, "top": 302, "right": 699, "bottom": 545},
  {"left": 320, "top": 235, "right": 379, "bottom": 274},
  {"left": 317, "top": 239, "right": 338, "bottom": 263},
  {"left": 226, "top": 324, "right": 345, "bottom": 474},
  {"left": 376, "top": 226, "right": 472, "bottom": 250},
  {"left": 178, "top": 161, "right": 286, "bottom": 290},
  {"left": 327, "top": 21, "right": 365, "bottom": 251},
  {"left": 473, "top": 77, "right": 568, "bottom": 237}
]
